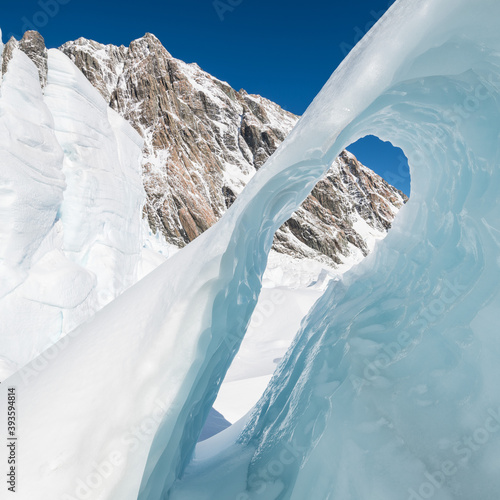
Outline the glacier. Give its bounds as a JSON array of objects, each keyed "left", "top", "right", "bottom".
[{"left": 1, "top": 0, "right": 500, "bottom": 498}]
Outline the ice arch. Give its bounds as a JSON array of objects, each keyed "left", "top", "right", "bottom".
[
  {"left": 0, "top": 0, "right": 499, "bottom": 499},
  {"left": 167, "top": 0, "right": 500, "bottom": 498}
]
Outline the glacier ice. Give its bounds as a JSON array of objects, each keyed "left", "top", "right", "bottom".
[
  {"left": 0, "top": 44, "right": 145, "bottom": 379},
  {"left": 1, "top": 0, "right": 500, "bottom": 498}
]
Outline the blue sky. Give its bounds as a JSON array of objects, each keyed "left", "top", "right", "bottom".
[{"left": 1, "top": 0, "right": 410, "bottom": 195}]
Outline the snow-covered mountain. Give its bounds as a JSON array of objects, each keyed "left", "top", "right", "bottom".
[{"left": 57, "top": 32, "right": 407, "bottom": 265}]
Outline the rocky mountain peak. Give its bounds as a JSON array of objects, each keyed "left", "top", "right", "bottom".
[
  {"left": 61, "top": 32, "right": 407, "bottom": 264},
  {"left": 2, "top": 30, "right": 48, "bottom": 87},
  {"left": 128, "top": 33, "right": 173, "bottom": 63},
  {"left": 133, "top": 32, "right": 168, "bottom": 50}
]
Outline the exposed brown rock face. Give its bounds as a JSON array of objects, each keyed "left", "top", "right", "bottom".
[
  {"left": 8, "top": 31, "right": 408, "bottom": 267},
  {"left": 60, "top": 33, "right": 304, "bottom": 249},
  {"left": 2, "top": 31, "right": 48, "bottom": 87},
  {"left": 275, "top": 151, "right": 408, "bottom": 264}
]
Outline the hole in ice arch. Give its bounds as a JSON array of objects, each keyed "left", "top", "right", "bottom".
[
  {"left": 348, "top": 135, "right": 411, "bottom": 197},
  {"left": 202, "top": 140, "right": 410, "bottom": 435}
]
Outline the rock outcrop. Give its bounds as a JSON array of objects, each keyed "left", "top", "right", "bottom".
[{"left": 2, "top": 31, "right": 48, "bottom": 87}]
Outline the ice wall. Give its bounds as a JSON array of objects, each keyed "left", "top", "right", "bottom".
[
  {"left": 1, "top": 0, "right": 500, "bottom": 499},
  {"left": 0, "top": 45, "right": 144, "bottom": 379},
  {"left": 0, "top": 45, "right": 66, "bottom": 375},
  {"left": 44, "top": 50, "right": 145, "bottom": 313}
]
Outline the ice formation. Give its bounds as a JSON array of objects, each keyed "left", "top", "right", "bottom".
[
  {"left": 0, "top": 45, "right": 145, "bottom": 378},
  {"left": 1, "top": 0, "right": 500, "bottom": 499}
]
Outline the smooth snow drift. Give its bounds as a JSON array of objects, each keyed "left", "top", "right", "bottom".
[{"left": 1, "top": 0, "right": 500, "bottom": 499}]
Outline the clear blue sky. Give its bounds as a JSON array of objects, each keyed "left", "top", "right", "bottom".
[{"left": 0, "top": 0, "right": 410, "bottom": 195}]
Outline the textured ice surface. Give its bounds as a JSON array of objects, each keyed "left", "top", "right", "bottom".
[
  {"left": 1, "top": 0, "right": 500, "bottom": 498},
  {"left": 0, "top": 44, "right": 145, "bottom": 379}
]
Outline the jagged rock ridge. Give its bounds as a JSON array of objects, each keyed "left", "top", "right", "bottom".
[{"left": 2, "top": 31, "right": 47, "bottom": 87}]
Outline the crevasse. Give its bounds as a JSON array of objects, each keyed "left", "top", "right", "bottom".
[{"left": 1, "top": 0, "right": 500, "bottom": 499}]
